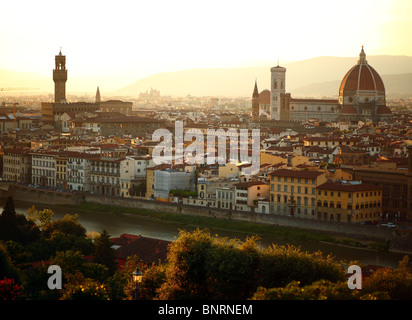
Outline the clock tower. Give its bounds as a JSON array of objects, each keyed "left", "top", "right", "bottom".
[{"left": 53, "top": 49, "right": 67, "bottom": 103}]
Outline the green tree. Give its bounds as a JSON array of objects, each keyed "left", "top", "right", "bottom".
[
  {"left": 1, "top": 197, "right": 17, "bottom": 227},
  {"left": 158, "top": 228, "right": 213, "bottom": 300},
  {"left": 0, "top": 197, "right": 18, "bottom": 241},
  {"left": 26, "top": 206, "right": 54, "bottom": 229},
  {"left": 110, "top": 254, "right": 142, "bottom": 300},
  {"left": 60, "top": 274, "right": 109, "bottom": 300},
  {"left": 138, "top": 262, "right": 167, "bottom": 300},
  {"left": 0, "top": 243, "right": 22, "bottom": 285},
  {"left": 43, "top": 214, "right": 86, "bottom": 238},
  {"left": 258, "top": 244, "right": 344, "bottom": 288},
  {"left": 363, "top": 255, "right": 412, "bottom": 300},
  {"left": 251, "top": 280, "right": 388, "bottom": 300},
  {"left": 157, "top": 229, "right": 345, "bottom": 300},
  {"left": 0, "top": 199, "right": 40, "bottom": 244},
  {"left": 51, "top": 250, "right": 86, "bottom": 281},
  {"left": 93, "top": 230, "right": 118, "bottom": 276}
]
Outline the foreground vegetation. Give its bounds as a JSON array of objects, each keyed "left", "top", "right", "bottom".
[{"left": 1, "top": 197, "right": 412, "bottom": 300}]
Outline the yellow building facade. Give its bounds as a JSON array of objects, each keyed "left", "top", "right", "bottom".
[
  {"left": 316, "top": 181, "right": 382, "bottom": 223},
  {"left": 269, "top": 169, "right": 327, "bottom": 218}
]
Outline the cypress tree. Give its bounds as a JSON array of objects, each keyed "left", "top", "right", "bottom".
[
  {"left": 0, "top": 197, "right": 18, "bottom": 241},
  {"left": 93, "top": 230, "right": 118, "bottom": 276}
]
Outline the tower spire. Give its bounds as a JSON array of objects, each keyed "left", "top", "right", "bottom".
[
  {"left": 253, "top": 79, "right": 259, "bottom": 98},
  {"left": 96, "top": 86, "right": 101, "bottom": 103},
  {"left": 358, "top": 45, "right": 367, "bottom": 65}
]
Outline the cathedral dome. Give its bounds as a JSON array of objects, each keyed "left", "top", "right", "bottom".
[
  {"left": 339, "top": 47, "right": 385, "bottom": 96},
  {"left": 259, "top": 90, "right": 270, "bottom": 104}
]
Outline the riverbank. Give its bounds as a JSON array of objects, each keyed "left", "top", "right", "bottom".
[{"left": 52, "top": 201, "right": 390, "bottom": 253}]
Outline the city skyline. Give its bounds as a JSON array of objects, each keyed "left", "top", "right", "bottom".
[{"left": 1, "top": 0, "right": 411, "bottom": 87}]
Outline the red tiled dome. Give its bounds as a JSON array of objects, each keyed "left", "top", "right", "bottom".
[
  {"left": 259, "top": 90, "right": 270, "bottom": 104},
  {"left": 339, "top": 48, "right": 385, "bottom": 96}
]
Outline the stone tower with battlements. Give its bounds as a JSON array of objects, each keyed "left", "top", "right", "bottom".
[{"left": 53, "top": 49, "right": 67, "bottom": 103}]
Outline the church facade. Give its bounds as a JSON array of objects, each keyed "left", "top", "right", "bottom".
[{"left": 253, "top": 47, "right": 393, "bottom": 124}]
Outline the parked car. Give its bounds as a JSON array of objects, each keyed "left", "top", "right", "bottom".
[{"left": 380, "top": 222, "right": 396, "bottom": 228}]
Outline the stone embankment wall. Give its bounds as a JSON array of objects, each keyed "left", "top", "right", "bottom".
[
  {"left": 2, "top": 184, "right": 410, "bottom": 253},
  {"left": 0, "top": 185, "right": 83, "bottom": 206},
  {"left": 83, "top": 194, "right": 397, "bottom": 243}
]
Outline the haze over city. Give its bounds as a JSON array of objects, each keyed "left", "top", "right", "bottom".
[{"left": 1, "top": 0, "right": 412, "bottom": 95}]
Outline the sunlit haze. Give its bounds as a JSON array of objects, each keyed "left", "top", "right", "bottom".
[{"left": 1, "top": 0, "right": 412, "bottom": 92}]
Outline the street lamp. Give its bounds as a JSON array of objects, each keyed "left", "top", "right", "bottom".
[{"left": 132, "top": 266, "right": 143, "bottom": 300}]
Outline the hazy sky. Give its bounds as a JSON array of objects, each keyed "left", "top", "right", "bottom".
[{"left": 1, "top": 0, "right": 411, "bottom": 83}]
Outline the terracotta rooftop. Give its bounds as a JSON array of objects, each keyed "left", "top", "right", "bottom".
[
  {"left": 317, "top": 181, "right": 382, "bottom": 192},
  {"left": 111, "top": 234, "right": 171, "bottom": 264},
  {"left": 268, "top": 168, "right": 324, "bottom": 179}
]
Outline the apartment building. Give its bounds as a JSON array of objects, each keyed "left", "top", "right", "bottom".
[
  {"left": 216, "top": 185, "right": 235, "bottom": 210},
  {"left": 316, "top": 181, "right": 382, "bottom": 223},
  {"left": 3, "top": 148, "right": 32, "bottom": 184},
  {"left": 234, "top": 181, "right": 269, "bottom": 211},
  {"left": 269, "top": 169, "right": 327, "bottom": 218},
  {"left": 90, "top": 147, "right": 127, "bottom": 196},
  {"left": 66, "top": 151, "right": 97, "bottom": 191},
  {"left": 31, "top": 150, "right": 58, "bottom": 187},
  {"left": 56, "top": 154, "right": 68, "bottom": 190},
  {"left": 120, "top": 155, "right": 154, "bottom": 197}
]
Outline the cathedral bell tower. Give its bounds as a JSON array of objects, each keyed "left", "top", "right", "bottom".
[
  {"left": 270, "top": 63, "right": 286, "bottom": 120},
  {"left": 53, "top": 49, "right": 67, "bottom": 103}
]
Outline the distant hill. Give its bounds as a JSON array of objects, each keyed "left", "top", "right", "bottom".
[
  {"left": 292, "top": 73, "right": 412, "bottom": 98},
  {"left": 115, "top": 55, "right": 412, "bottom": 98},
  {"left": 2, "top": 55, "right": 412, "bottom": 98}
]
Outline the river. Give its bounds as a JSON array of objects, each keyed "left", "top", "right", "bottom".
[{"left": 14, "top": 201, "right": 411, "bottom": 269}]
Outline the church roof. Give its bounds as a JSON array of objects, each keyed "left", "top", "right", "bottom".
[
  {"left": 377, "top": 105, "right": 392, "bottom": 114},
  {"left": 340, "top": 105, "right": 357, "bottom": 114},
  {"left": 339, "top": 47, "right": 385, "bottom": 95},
  {"left": 259, "top": 90, "right": 270, "bottom": 104}
]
